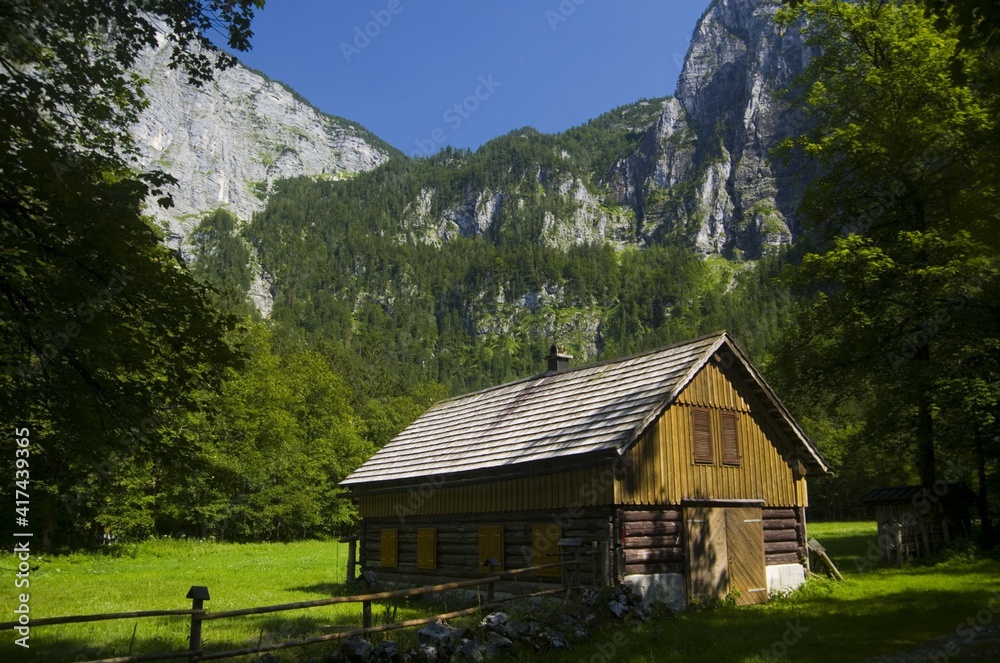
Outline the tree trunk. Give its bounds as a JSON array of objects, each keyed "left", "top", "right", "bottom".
[
  {"left": 914, "top": 344, "right": 936, "bottom": 487},
  {"left": 975, "top": 427, "right": 995, "bottom": 550}
]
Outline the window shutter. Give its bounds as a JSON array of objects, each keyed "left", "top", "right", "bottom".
[
  {"left": 531, "top": 524, "right": 562, "bottom": 578},
  {"left": 417, "top": 527, "right": 437, "bottom": 570},
  {"left": 380, "top": 528, "right": 397, "bottom": 568},
  {"left": 478, "top": 525, "right": 504, "bottom": 573},
  {"left": 721, "top": 412, "right": 740, "bottom": 466},
  {"left": 692, "top": 408, "right": 713, "bottom": 464}
]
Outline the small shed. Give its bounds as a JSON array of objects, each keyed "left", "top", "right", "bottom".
[
  {"left": 861, "top": 484, "right": 975, "bottom": 562},
  {"left": 340, "top": 332, "right": 829, "bottom": 609}
]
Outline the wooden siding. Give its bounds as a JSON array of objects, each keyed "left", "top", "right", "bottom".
[
  {"left": 361, "top": 509, "right": 611, "bottom": 586},
  {"left": 358, "top": 466, "right": 615, "bottom": 518},
  {"left": 684, "top": 506, "right": 728, "bottom": 603},
  {"left": 617, "top": 361, "right": 808, "bottom": 507},
  {"left": 724, "top": 507, "right": 768, "bottom": 605}
]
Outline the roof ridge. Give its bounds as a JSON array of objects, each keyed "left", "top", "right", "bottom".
[{"left": 430, "top": 331, "right": 730, "bottom": 408}]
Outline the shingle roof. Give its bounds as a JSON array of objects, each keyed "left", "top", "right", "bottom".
[
  {"left": 862, "top": 486, "right": 926, "bottom": 503},
  {"left": 342, "top": 332, "right": 828, "bottom": 489}
]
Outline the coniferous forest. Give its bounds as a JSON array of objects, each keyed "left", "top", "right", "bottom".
[{"left": 1, "top": 0, "right": 997, "bottom": 552}]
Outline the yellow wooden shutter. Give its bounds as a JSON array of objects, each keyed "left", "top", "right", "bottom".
[
  {"left": 531, "top": 524, "right": 562, "bottom": 578},
  {"left": 417, "top": 527, "right": 437, "bottom": 570},
  {"left": 721, "top": 412, "right": 740, "bottom": 466},
  {"left": 478, "top": 525, "right": 504, "bottom": 573},
  {"left": 380, "top": 528, "right": 397, "bottom": 568},
  {"left": 692, "top": 408, "right": 713, "bottom": 464}
]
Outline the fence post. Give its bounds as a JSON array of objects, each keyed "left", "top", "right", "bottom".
[
  {"left": 573, "top": 546, "right": 581, "bottom": 590},
  {"left": 340, "top": 536, "right": 358, "bottom": 582},
  {"left": 186, "top": 586, "right": 210, "bottom": 663},
  {"left": 557, "top": 538, "right": 583, "bottom": 597},
  {"left": 361, "top": 570, "right": 376, "bottom": 629},
  {"left": 483, "top": 558, "right": 500, "bottom": 604}
]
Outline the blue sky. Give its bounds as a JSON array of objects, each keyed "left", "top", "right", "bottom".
[{"left": 230, "top": 1, "right": 714, "bottom": 157}]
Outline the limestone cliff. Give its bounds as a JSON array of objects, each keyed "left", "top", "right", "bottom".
[
  {"left": 129, "top": 33, "right": 396, "bottom": 313},
  {"left": 613, "top": 0, "right": 813, "bottom": 257}
]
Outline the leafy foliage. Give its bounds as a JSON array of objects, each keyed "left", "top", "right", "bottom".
[
  {"left": 775, "top": 0, "right": 999, "bottom": 540},
  {"left": 0, "top": 1, "right": 262, "bottom": 549}
]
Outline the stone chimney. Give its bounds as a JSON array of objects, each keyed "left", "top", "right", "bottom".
[{"left": 545, "top": 344, "right": 573, "bottom": 372}]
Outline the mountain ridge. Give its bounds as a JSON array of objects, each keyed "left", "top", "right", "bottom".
[{"left": 138, "top": 0, "right": 811, "bottom": 331}]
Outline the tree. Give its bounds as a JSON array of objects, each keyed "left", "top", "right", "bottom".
[
  {"left": 1, "top": 1, "right": 263, "bottom": 548},
  {"left": 775, "top": 0, "right": 999, "bottom": 545},
  {"left": 0, "top": 0, "right": 262, "bottom": 164},
  {"left": 160, "top": 324, "right": 372, "bottom": 541}
]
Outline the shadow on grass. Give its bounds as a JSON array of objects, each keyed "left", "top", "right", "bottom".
[
  {"left": 816, "top": 533, "right": 880, "bottom": 566},
  {"left": 0, "top": 612, "right": 356, "bottom": 662},
  {"left": 536, "top": 579, "right": 1000, "bottom": 663},
  {"left": 12, "top": 567, "right": 998, "bottom": 663},
  {"left": 0, "top": 634, "right": 187, "bottom": 663},
  {"left": 287, "top": 581, "right": 350, "bottom": 597}
]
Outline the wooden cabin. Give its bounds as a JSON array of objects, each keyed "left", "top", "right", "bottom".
[
  {"left": 340, "top": 332, "right": 829, "bottom": 609},
  {"left": 862, "top": 484, "right": 975, "bottom": 563}
]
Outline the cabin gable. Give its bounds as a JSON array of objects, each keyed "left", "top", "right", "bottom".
[{"left": 617, "top": 359, "right": 808, "bottom": 507}]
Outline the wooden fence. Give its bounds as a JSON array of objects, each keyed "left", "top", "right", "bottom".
[{"left": 0, "top": 559, "right": 581, "bottom": 663}]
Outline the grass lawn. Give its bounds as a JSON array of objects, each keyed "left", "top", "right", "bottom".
[
  {"left": 3, "top": 524, "right": 999, "bottom": 662},
  {"left": 527, "top": 521, "right": 1000, "bottom": 663},
  {"left": 0, "top": 538, "right": 440, "bottom": 662}
]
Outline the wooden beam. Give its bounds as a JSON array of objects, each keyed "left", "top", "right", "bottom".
[
  {"left": 807, "top": 538, "right": 843, "bottom": 581},
  {"left": 0, "top": 609, "right": 202, "bottom": 631},
  {"left": 201, "top": 576, "right": 496, "bottom": 621}
]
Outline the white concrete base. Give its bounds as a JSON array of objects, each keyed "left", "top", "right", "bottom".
[
  {"left": 624, "top": 573, "right": 686, "bottom": 611},
  {"left": 766, "top": 563, "right": 806, "bottom": 596}
]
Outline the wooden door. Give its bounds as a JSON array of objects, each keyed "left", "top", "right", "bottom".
[
  {"left": 724, "top": 507, "right": 768, "bottom": 605},
  {"left": 684, "top": 507, "right": 728, "bottom": 603}
]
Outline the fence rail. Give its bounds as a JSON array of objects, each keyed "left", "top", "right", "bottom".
[
  {"left": 0, "top": 559, "right": 580, "bottom": 663},
  {"left": 0, "top": 609, "right": 201, "bottom": 630}
]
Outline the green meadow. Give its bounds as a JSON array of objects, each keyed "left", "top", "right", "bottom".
[
  {"left": 0, "top": 539, "right": 427, "bottom": 662},
  {"left": 2, "top": 523, "right": 999, "bottom": 662}
]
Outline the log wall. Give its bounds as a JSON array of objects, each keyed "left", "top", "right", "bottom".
[
  {"left": 762, "top": 506, "right": 806, "bottom": 566},
  {"left": 620, "top": 507, "right": 684, "bottom": 577},
  {"left": 361, "top": 508, "right": 612, "bottom": 587}
]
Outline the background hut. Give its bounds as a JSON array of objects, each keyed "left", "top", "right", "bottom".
[{"left": 862, "top": 484, "right": 975, "bottom": 563}]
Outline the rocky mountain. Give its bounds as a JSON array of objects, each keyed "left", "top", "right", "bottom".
[
  {"left": 612, "top": 0, "right": 814, "bottom": 257},
  {"left": 183, "top": 0, "right": 812, "bottom": 350},
  {"left": 129, "top": 30, "right": 396, "bottom": 249},
  {"left": 242, "top": 0, "right": 810, "bottom": 262}
]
